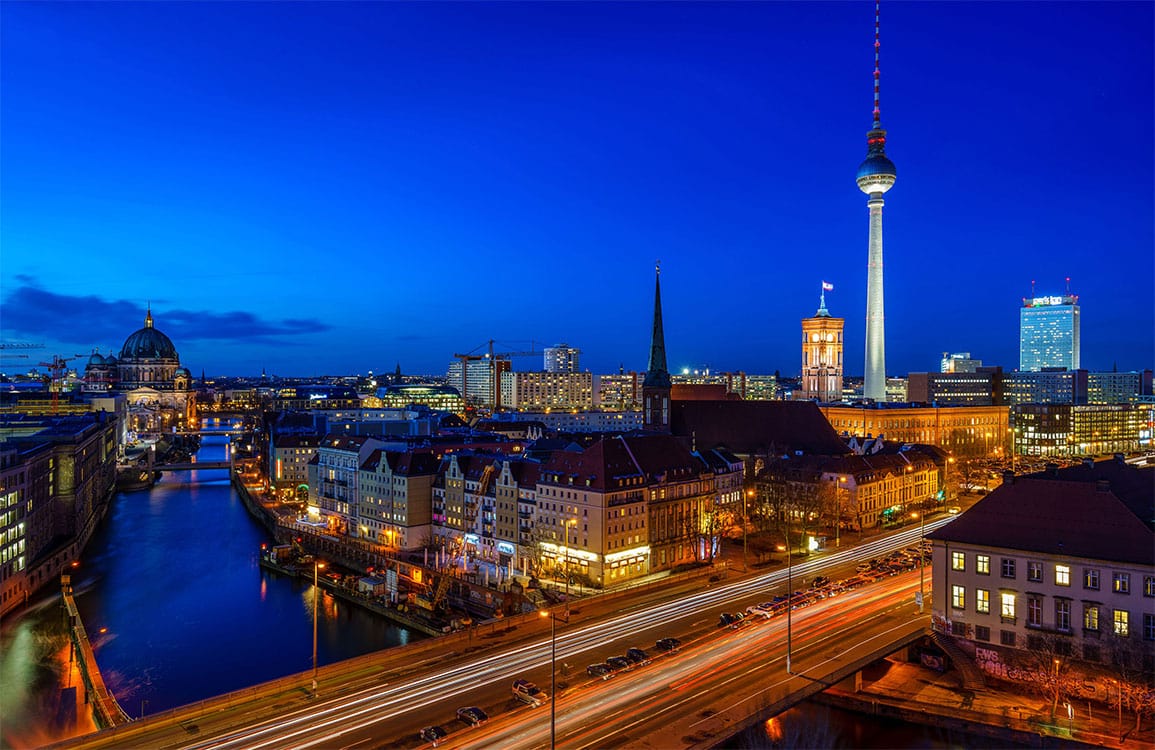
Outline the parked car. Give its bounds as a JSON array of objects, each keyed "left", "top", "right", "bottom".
[
  {"left": 456, "top": 707, "right": 488, "bottom": 726},
  {"left": 512, "top": 679, "right": 547, "bottom": 707},
  {"left": 419, "top": 726, "right": 448, "bottom": 745},
  {"left": 606, "top": 655, "right": 632, "bottom": 672},
  {"left": 655, "top": 637, "right": 682, "bottom": 652},
  {"left": 586, "top": 662, "right": 613, "bottom": 679},
  {"left": 625, "top": 647, "right": 651, "bottom": 665},
  {"left": 855, "top": 562, "right": 871, "bottom": 573},
  {"left": 718, "top": 612, "right": 747, "bottom": 628},
  {"left": 810, "top": 575, "right": 830, "bottom": 588}
]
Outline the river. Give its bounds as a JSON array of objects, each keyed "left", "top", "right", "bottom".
[{"left": 0, "top": 435, "right": 421, "bottom": 749}]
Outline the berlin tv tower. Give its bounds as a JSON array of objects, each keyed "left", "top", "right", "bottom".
[{"left": 856, "top": 0, "right": 896, "bottom": 402}]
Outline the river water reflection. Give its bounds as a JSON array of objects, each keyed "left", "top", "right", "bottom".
[{"left": 0, "top": 436, "right": 420, "bottom": 749}]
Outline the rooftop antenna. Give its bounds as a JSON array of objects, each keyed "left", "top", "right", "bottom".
[
  {"left": 872, "top": 0, "right": 882, "bottom": 127},
  {"left": 1065, "top": 276, "right": 1071, "bottom": 294},
  {"left": 1031, "top": 279, "right": 1036, "bottom": 297}
]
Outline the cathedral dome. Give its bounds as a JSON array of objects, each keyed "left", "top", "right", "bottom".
[
  {"left": 120, "top": 309, "right": 178, "bottom": 361},
  {"left": 87, "top": 352, "right": 107, "bottom": 368}
]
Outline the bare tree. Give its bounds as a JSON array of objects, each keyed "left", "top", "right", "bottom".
[
  {"left": 1105, "top": 631, "right": 1155, "bottom": 738},
  {"left": 1016, "top": 634, "right": 1081, "bottom": 719}
]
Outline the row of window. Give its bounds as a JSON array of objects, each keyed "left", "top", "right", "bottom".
[
  {"left": 949, "top": 584, "right": 1153, "bottom": 639},
  {"left": 950, "top": 552, "right": 1153, "bottom": 596}
]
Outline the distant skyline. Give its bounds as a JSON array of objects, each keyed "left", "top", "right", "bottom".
[{"left": 2, "top": 1, "right": 1151, "bottom": 378}]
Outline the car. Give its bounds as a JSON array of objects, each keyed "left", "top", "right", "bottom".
[
  {"left": 606, "top": 655, "right": 632, "bottom": 672},
  {"left": 810, "top": 575, "right": 830, "bottom": 588},
  {"left": 855, "top": 562, "right": 871, "bottom": 573},
  {"left": 456, "top": 706, "right": 488, "bottom": 726},
  {"left": 419, "top": 726, "right": 448, "bottom": 745},
  {"left": 718, "top": 612, "right": 747, "bottom": 628},
  {"left": 655, "top": 637, "right": 681, "bottom": 652},
  {"left": 586, "top": 662, "right": 613, "bottom": 679},
  {"left": 625, "top": 647, "right": 651, "bottom": 665},
  {"left": 512, "top": 679, "right": 547, "bottom": 707}
]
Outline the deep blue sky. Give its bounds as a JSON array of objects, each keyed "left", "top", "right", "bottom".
[{"left": 2, "top": 1, "right": 1151, "bottom": 379}]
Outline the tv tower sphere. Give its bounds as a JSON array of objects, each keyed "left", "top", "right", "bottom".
[{"left": 856, "top": 130, "right": 897, "bottom": 194}]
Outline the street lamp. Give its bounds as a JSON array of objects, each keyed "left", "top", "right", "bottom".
[
  {"left": 912, "top": 511, "right": 926, "bottom": 613},
  {"left": 539, "top": 608, "right": 567, "bottom": 750},
  {"left": 312, "top": 560, "right": 326, "bottom": 696},
  {"left": 743, "top": 489, "right": 753, "bottom": 571},
  {"left": 563, "top": 518, "right": 577, "bottom": 619},
  {"left": 836, "top": 477, "right": 847, "bottom": 548}
]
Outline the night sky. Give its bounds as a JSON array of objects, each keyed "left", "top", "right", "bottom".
[{"left": 2, "top": 1, "right": 1151, "bottom": 379}]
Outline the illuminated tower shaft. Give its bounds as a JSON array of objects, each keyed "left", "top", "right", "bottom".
[
  {"left": 856, "top": 0, "right": 895, "bottom": 402},
  {"left": 863, "top": 194, "right": 886, "bottom": 400}
]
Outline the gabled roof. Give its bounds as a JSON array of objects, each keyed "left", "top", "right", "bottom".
[
  {"left": 671, "top": 400, "right": 850, "bottom": 457},
  {"left": 928, "top": 461, "right": 1153, "bottom": 566},
  {"left": 539, "top": 434, "right": 707, "bottom": 491}
]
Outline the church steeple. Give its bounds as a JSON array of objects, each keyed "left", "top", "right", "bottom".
[
  {"left": 642, "top": 262, "right": 671, "bottom": 432},
  {"left": 145, "top": 302, "right": 154, "bottom": 329}
]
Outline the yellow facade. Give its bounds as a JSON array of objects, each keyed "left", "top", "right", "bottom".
[{"left": 820, "top": 404, "right": 1011, "bottom": 458}]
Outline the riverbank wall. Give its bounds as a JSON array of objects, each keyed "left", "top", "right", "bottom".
[{"left": 60, "top": 575, "right": 133, "bottom": 730}]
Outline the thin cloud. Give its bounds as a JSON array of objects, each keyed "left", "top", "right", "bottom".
[{"left": 0, "top": 282, "right": 330, "bottom": 348}]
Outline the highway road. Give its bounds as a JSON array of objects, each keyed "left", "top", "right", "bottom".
[{"left": 56, "top": 518, "right": 950, "bottom": 750}]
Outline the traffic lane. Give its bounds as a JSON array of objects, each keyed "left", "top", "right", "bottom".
[{"left": 454, "top": 572, "right": 922, "bottom": 750}]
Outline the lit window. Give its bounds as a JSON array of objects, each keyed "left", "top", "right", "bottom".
[
  {"left": 976, "top": 555, "right": 990, "bottom": 575},
  {"left": 976, "top": 589, "right": 990, "bottom": 614},
  {"left": 1084, "top": 568, "right": 1100, "bottom": 590},
  {"left": 1145, "top": 576, "right": 1155, "bottom": 598},
  {"left": 1001, "top": 593, "right": 1016, "bottom": 621},
  {"left": 1084, "top": 604, "right": 1100, "bottom": 631},
  {"left": 1113, "top": 572, "right": 1131, "bottom": 594},
  {"left": 952, "top": 552, "right": 965, "bottom": 572},
  {"left": 1114, "top": 609, "right": 1130, "bottom": 637},
  {"left": 952, "top": 585, "right": 965, "bottom": 610},
  {"left": 1055, "top": 565, "right": 1070, "bottom": 587}
]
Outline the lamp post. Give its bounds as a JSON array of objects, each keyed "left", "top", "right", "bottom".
[
  {"left": 539, "top": 608, "right": 566, "bottom": 750},
  {"left": 836, "top": 477, "right": 847, "bottom": 548},
  {"left": 743, "top": 489, "right": 753, "bottom": 571},
  {"left": 563, "top": 518, "right": 577, "bottom": 619},
  {"left": 312, "top": 560, "right": 325, "bottom": 696}
]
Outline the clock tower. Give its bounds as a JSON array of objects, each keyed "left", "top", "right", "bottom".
[{"left": 801, "top": 285, "right": 844, "bottom": 403}]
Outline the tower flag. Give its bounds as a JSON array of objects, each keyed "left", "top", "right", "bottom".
[{"left": 822, "top": 281, "right": 834, "bottom": 291}]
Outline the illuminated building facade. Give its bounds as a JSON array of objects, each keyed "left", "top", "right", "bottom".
[
  {"left": 801, "top": 289, "right": 844, "bottom": 402},
  {"left": 594, "top": 372, "right": 641, "bottom": 410},
  {"left": 499, "top": 371, "right": 594, "bottom": 411},
  {"left": 0, "top": 413, "right": 118, "bottom": 617},
  {"left": 1020, "top": 293, "right": 1080, "bottom": 371},
  {"left": 1012, "top": 403, "right": 1153, "bottom": 457},
  {"left": 929, "top": 459, "right": 1153, "bottom": 680},
  {"left": 543, "top": 344, "right": 581, "bottom": 373},
  {"left": 821, "top": 403, "right": 1011, "bottom": 458},
  {"left": 941, "top": 352, "right": 982, "bottom": 373},
  {"left": 359, "top": 449, "right": 439, "bottom": 551},
  {"left": 375, "top": 383, "right": 465, "bottom": 414}
]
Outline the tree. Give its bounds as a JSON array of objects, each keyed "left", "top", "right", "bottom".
[
  {"left": 1016, "top": 634, "right": 1081, "bottom": 719},
  {"left": 1105, "top": 631, "right": 1155, "bottom": 739}
]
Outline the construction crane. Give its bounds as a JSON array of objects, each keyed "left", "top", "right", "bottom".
[
  {"left": 36, "top": 354, "right": 82, "bottom": 412},
  {"left": 451, "top": 340, "right": 539, "bottom": 412},
  {"left": 427, "top": 461, "right": 497, "bottom": 613},
  {"left": 0, "top": 342, "right": 46, "bottom": 361}
]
